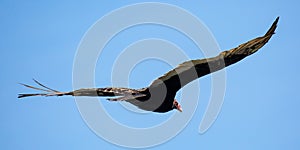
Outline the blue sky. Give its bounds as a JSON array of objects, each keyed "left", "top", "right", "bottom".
[{"left": 1, "top": 0, "right": 299, "bottom": 149}]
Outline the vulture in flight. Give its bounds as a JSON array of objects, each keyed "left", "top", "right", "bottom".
[{"left": 18, "top": 17, "right": 279, "bottom": 113}]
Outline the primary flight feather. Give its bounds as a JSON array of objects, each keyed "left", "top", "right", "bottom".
[{"left": 18, "top": 17, "right": 279, "bottom": 113}]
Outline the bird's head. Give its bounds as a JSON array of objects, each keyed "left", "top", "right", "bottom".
[{"left": 172, "top": 99, "right": 183, "bottom": 112}]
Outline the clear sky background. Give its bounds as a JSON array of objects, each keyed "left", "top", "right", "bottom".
[{"left": 1, "top": 0, "right": 299, "bottom": 149}]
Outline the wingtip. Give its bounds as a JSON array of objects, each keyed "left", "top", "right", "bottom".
[
  {"left": 265, "top": 16, "right": 279, "bottom": 36},
  {"left": 17, "top": 94, "right": 35, "bottom": 98},
  {"left": 18, "top": 94, "right": 26, "bottom": 98},
  {"left": 32, "top": 78, "right": 37, "bottom": 82},
  {"left": 274, "top": 16, "right": 280, "bottom": 27},
  {"left": 17, "top": 95, "right": 22, "bottom": 98}
]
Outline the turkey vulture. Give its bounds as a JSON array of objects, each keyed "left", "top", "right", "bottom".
[{"left": 18, "top": 17, "right": 279, "bottom": 113}]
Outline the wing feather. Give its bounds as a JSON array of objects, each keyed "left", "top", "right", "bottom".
[
  {"left": 149, "top": 17, "right": 279, "bottom": 94},
  {"left": 18, "top": 80, "right": 143, "bottom": 100}
]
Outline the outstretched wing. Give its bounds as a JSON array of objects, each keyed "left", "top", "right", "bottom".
[
  {"left": 18, "top": 79, "right": 146, "bottom": 101},
  {"left": 149, "top": 17, "right": 279, "bottom": 95}
]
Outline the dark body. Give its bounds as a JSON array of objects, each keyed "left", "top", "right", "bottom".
[{"left": 18, "top": 17, "right": 279, "bottom": 113}]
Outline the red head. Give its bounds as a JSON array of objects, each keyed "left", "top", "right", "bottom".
[{"left": 173, "top": 99, "right": 183, "bottom": 112}]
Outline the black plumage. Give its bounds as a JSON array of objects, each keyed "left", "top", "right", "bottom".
[{"left": 18, "top": 17, "right": 279, "bottom": 113}]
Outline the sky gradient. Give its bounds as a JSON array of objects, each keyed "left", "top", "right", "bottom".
[{"left": 1, "top": 0, "right": 299, "bottom": 149}]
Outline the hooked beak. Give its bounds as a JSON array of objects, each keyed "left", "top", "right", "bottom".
[
  {"left": 177, "top": 107, "right": 183, "bottom": 112},
  {"left": 173, "top": 99, "right": 183, "bottom": 112}
]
